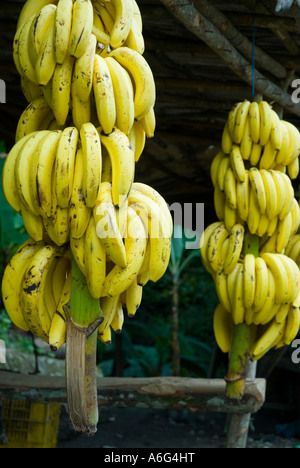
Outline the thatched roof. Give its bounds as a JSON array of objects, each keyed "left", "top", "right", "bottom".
[{"left": 1, "top": 0, "right": 300, "bottom": 220}]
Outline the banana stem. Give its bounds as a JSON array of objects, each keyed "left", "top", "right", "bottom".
[
  {"left": 225, "top": 230, "right": 259, "bottom": 401},
  {"left": 65, "top": 259, "right": 103, "bottom": 435}
]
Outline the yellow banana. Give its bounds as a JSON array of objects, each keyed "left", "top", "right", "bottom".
[
  {"left": 15, "top": 96, "right": 51, "bottom": 142},
  {"left": 222, "top": 223, "right": 244, "bottom": 275},
  {"left": 49, "top": 270, "right": 73, "bottom": 351},
  {"left": 80, "top": 122, "right": 102, "bottom": 208},
  {"left": 251, "top": 318, "right": 285, "bottom": 361},
  {"left": 261, "top": 253, "right": 289, "bottom": 305},
  {"left": 125, "top": 277, "right": 143, "bottom": 317},
  {"left": 100, "top": 127, "right": 135, "bottom": 208},
  {"left": 52, "top": 53, "right": 75, "bottom": 126},
  {"left": 276, "top": 212, "right": 293, "bottom": 253},
  {"left": 18, "top": 15, "right": 39, "bottom": 85},
  {"left": 221, "top": 123, "right": 233, "bottom": 155},
  {"left": 109, "top": 0, "right": 133, "bottom": 49},
  {"left": 278, "top": 172, "right": 294, "bottom": 220},
  {"left": 84, "top": 215, "right": 107, "bottom": 299},
  {"left": 287, "top": 156, "right": 300, "bottom": 180},
  {"left": 101, "top": 206, "right": 147, "bottom": 297},
  {"left": 247, "top": 184, "right": 261, "bottom": 235},
  {"left": 276, "top": 120, "right": 290, "bottom": 165},
  {"left": 70, "top": 234, "right": 86, "bottom": 276},
  {"left": 98, "top": 295, "right": 120, "bottom": 338},
  {"left": 282, "top": 307, "right": 300, "bottom": 346},
  {"left": 236, "top": 170, "right": 249, "bottom": 222},
  {"left": 21, "top": 243, "right": 59, "bottom": 342},
  {"left": 210, "top": 151, "right": 226, "bottom": 188},
  {"left": 126, "top": 16, "right": 145, "bottom": 54},
  {"left": 224, "top": 166, "right": 237, "bottom": 210},
  {"left": 1, "top": 239, "right": 44, "bottom": 332},
  {"left": 206, "top": 223, "right": 230, "bottom": 273},
  {"left": 248, "top": 101, "right": 260, "bottom": 144},
  {"left": 199, "top": 222, "right": 223, "bottom": 275},
  {"left": 270, "top": 109, "right": 283, "bottom": 151},
  {"left": 35, "top": 18, "right": 56, "bottom": 86},
  {"left": 54, "top": 127, "right": 79, "bottom": 209},
  {"left": 69, "top": 148, "right": 92, "bottom": 240},
  {"left": 128, "top": 120, "right": 146, "bottom": 162},
  {"left": 249, "top": 142, "right": 262, "bottom": 166},
  {"left": 232, "top": 100, "right": 250, "bottom": 145},
  {"left": 240, "top": 117, "right": 252, "bottom": 160},
  {"left": 253, "top": 256, "right": 269, "bottom": 313},
  {"left": 230, "top": 145, "right": 246, "bottom": 182},
  {"left": 259, "top": 140, "right": 277, "bottom": 170},
  {"left": 108, "top": 47, "right": 155, "bottom": 120},
  {"left": 259, "top": 100, "right": 273, "bottom": 146},
  {"left": 93, "top": 54, "right": 116, "bottom": 135},
  {"left": 253, "top": 266, "right": 276, "bottom": 325},
  {"left": 71, "top": 86, "right": 92, "bottom": 131},
  {"left": 72, "top": 34, "right": 97, "bottom": 103},
  {"left": 227, "top": 101, "right": 242, "bottom": 139},
  {"left": 213, "top": 303, "right": 233, "bottom": 354},
  {"left": 110, "top": 299, "right": 124, "bottom": 334},
  {"left": 249, "top": 167, "right": 267, "bottom": 215},
  {"left": 260, "top": 169, "right": 278, "bottom": 220},
  {"left": 54, "top": 0, "right": 73, "bottom": 64},
  {"left": 105, "top": 56, "right": 135, "bottom": 136},
  {"left": 17, "top": 0, "right": 55, "bottom": 30},
  {"left": 15, "top": 130, "right": 50, "bottom": 216},
  {"left": 35, "top": 130, "right": 62, "bottom": 218},
  {"left": 92, "top": 6, "right": 110, "bottom": 46},
  {"left": 69, "top": 0, "right": 93, "bottom": 59},
  {"left": 93, "top": 181, "right": 127, "bottom": 268},
  {"left": 214, "top": 185, "right": 225, "bottom": 222},
  {"left": 215, "top": 269, "right": 231, "bottom": 313},
  {"left": 2, "top": 133, "right": 34, "bottom": 213},
  {"left": 139, "top": 106, "right": 156, "bottom": 139},
  {"left": 216, "top": 156, "right": 230, "bottom": 192}
]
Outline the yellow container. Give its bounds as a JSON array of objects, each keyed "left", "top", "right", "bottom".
[{"left": 0, "top": 400, "right": 61, "bottom": 448}]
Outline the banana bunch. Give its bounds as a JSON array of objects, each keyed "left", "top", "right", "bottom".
[
  {"left": 13, "top": 0, "right": 155, "bottom": 139},
  {"left": 222, "top": 99, "right": 300, "bottom": 177},
  {"left": 202, "top": 98, "right": 300, "bottom": 362},
  {"left": 212, "top": 250, "right": 300, "bottom": 361},
  {"left": 1, "top": 238, "right": 72, "bottom": 351},
  {"left": 1, "top": 178, "right": 172, "bottom": 350}
]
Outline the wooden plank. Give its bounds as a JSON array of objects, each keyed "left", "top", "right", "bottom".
[{"left": 0, "top": 372, "right": 266, "bottom": 414}]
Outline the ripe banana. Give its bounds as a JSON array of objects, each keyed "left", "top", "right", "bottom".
[
  {"left": 109, "top": 0, "right": 134, "bottom": 49},
  {"left": 232, "top": 100, "right": 250, "bottom": 145},
  {"left": 35, "top": 18, "right": 56, "bottom": 86},
  {"left": 49, "top": 270, "right": 73, "bottom": 351},
  {"left": 15, "top": 96, "right": 51, "bottom": 142},
  {"left": 93, "top": 54, "right": 116, "bottom": 135},
  {"left": 100, "top": 127, "right": 135, "bottom": 208},
  {"left": 21, "top": 243, "right": 59, "bottom": 342},
  {"left": 80, "top": 123, "right": 102, "bottom": 208},
  {"left": 69, "top": 0, "right": 93, "bottom": 59},
  {"left": 35, "top": 130, "right": 62, "bottom": 218},
  {"left": 101, "top": 206, "right": 147, "bottom": 297},
  {"left": 54, "top": 126, "right": 78, "bottom": 209},
  {"left": 108, "top": 47, "right": 155, "bottom": 120},
  {"left": 248, "top": 101, "right": 260, "bottom": 144},
  {"left": 105, "top": 56, "right": 134, "bottom": 136},
  {"left": 2, "top": 239, "right": 44, "bottom": 332},
  {"left": 125, "top": 277, "right": 143, "bottom": 317},
  {"left": 230, "top": 145, "right": 246, "bottom": 182},
  {"left": 259, "top": 100, "right": 273, "bottom": 146},
  {"left": 84, "top": 215, "right": 107, "bottom": 299},
  {"left": 52, "top": 53, "right": 75, "bottom": 126},
  {"left": 249, "top": 167, "right": 267, "bottom": 215},
  {"left": 54, "top": 0, "right": 73, "bottom": 65},
  {"left": 251, "top": 318, "right": 286, "bottom": 361},
  {"left": 213, "top": 303, "right": 233, "bottom": 354},
  {"left": 93, "top": 181, "right": 127, "bottom": 268}
]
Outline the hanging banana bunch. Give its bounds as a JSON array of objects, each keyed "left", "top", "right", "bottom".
[
  {"left": 2, "top": 0, "right": 173, "bottom": 435},
  {"left": 201, "top": 99, "right": 300, "bottom": 371}
]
